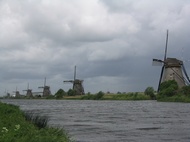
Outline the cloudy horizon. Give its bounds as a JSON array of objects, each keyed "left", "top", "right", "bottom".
[{"left": 1, "top": 0, "right": 190, "bottom": 96}]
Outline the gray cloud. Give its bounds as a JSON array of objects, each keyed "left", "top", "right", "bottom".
[{"left": 0, "top": 0, "right": 190, "bottom": 95}]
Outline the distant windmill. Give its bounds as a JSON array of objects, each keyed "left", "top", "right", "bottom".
[
  {"left": 4, "top": 89, "right": 10, "bottom": 98},
  {"left": 23, "top": 83, "right": 33, "bottom": 98},
  {"left": 38, "top": 77, "right": 51, "bottom": 97},
  {"left": 13, "top": 87, "right": 20, "bottom": 97},
  {"left": 64, "top": 66, "right": 85, "bottom": 95},
  {"left": 153, "top": 30, "right": 190, "bottom": 91}
]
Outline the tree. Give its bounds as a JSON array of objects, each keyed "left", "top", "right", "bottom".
[
  {"left": 144, "top": 87, "right": 155, "bottom": 99},
  {"left": 55, "top": 89, "right": 66, "bottom": 99},
  {"left": 67, "top": 89, "right": 76, "bottom": 96},
  {"left": 94, "top": 91, "right": 104, "bottom": 100}
]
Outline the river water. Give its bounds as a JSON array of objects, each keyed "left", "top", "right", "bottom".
[{"left": 1, "top": 99, "right": 190, "bottom": 142}]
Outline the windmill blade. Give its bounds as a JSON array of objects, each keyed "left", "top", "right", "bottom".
[
  {"left": 44, "top": 77, "right": 46, "bottom": 87},
  {"left": 153, "top": 59, "right": 164, "bottom": 62},
  {"left": 63, "top": 80, "right": 74, "bottom": 83},
  {"left": 182, "top": 64, "right": 190, "bottom": 84},
  {"left": 164, "top": 30, "right": 169, "bottom": 60},
  {"left": 74, "top": 65, "right": 76, "bottom": 81},
  {"left": 152, "top": 59, "right": 164, "bottom": 66},
  {"left": 158, "top": 65, "right": 165, "bottom": 92}
]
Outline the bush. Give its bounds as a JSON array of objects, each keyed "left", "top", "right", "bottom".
[
  {"left": 144, "top": 87, "right": 155, "bottom": 99},
  {"left": 46, "top": 95, "right": 55, "bottom": 99},
  {"left": 179, "top": 85, "right": 190, "bottom": 97},
  {"left": 159, "top": 80, "right": 178, "bottom": 97},
  {"left": 94, "top": 91, "right": 104, "bottom": 100},
  {"left": 112, "top": 92, "right": 150, "bottom": 100},
  {"left": 81, "top": 91, "right": 104, "bottom": 100},
  {"left": 159, "top": 80, "right": 178, "bottom": 92},
  {"left": 67, "top": 89, "right": 76, "bottom": 96},
  {"left": 55, "top": 89, "right": 66, "bottom": 99}
]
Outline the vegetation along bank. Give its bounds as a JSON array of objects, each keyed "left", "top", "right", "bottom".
[
  {"left": 54, "top": 80, "right": 190, "bottom": 103},
  {"left": 3, "top": 80, "right": 190, "bottom": 103}
]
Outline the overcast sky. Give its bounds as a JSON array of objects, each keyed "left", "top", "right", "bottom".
[{"left": 0, "top": 0, "right": 190, "bottom": 96}]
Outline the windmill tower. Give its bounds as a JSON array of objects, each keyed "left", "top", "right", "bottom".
[
  {"left": 38, "top": 77, "right": 51, "bottom": 97},
  {"left": 64, "top": 66, "right": 85, "bottom": 95},
  {"left": 23, "top": 83, "right": 33, "bottom": 98},
  {"left": 153, "top": 30, "right": 190, "bottom": 91}
]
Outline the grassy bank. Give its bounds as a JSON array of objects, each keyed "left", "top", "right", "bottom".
[
  {"left": 63, "top": 92, "right": 152, "bottom": 101},
  {"left": 157, "top": 95, "right": 190, "bottom": 103},
  {"left": 0, "top": 102, "right": 71, "bottom": 142},
  {"left": 104, "top": 93, "right": 151, "bottom": 100}
]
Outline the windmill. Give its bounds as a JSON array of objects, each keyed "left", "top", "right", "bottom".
[
  {"left": 38, "top": 77, "right": 51, "bottom": 97},
  {"left": 64, "top": 66, "right": 85, "bottom": 95},
  {"left": 153, "top": 30, "right": 190, "bottom": 92},
  {"left": 4, "top": 89, "right": 10, "bottom": 98},
  {"left": 23, "top": 83, "right": 33, "bottom": 98},
  {"left": 13, "top": 87, "right": 20, "bottom": 97}
]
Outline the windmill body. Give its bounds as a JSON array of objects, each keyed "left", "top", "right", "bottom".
[
  {"left": 13, "top": 87, "right": 20, "bottom": 97},
  {"left": 13, "top": 91, "right": 20, "bottom": 97},
  {"left": 15, "top": 91, "right": 20, "bottom": 97},
  {"left": 43, "top": 86, "right": 51, "bottom": 97},
  {"left": 162, "top": 58, "right": 185, "bottom": 88},
  {"left": 23, "top": 83, "right": 33, "bottom": 97},
  {"left": 38, "top": 78, "right": 51, "bottom": 97},
  {"left": 73, "top": 79, "right": 85, "bottom": 95},
  {"left": 23, "top": 89, "right": 33, "bottom": 98},
  {"left": 38, "top": 85, "right": 51, "bottom": 97}
]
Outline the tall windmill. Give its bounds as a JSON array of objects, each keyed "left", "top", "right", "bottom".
[
  {"left": 23, "top": 83, "right": 33, "bottom": 98},
  {"left": 153, "top": 30, "right": 190, "bottom": 91},
  {"left": 64, "top": 66, "right": 85, "bottom": 95},
  {"left": 38, "top": 77, "right": 51, "bottom": 97}
]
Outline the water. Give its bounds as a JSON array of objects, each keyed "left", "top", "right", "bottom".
[{"left": 1, "top": 99, "right": 190, "bottom": 142}]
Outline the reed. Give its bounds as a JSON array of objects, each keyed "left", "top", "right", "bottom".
[{"left": 24, "top": 111, "right": 48, "bottom": 129}]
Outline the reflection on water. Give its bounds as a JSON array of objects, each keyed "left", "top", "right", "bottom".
[{"left": 2, "top": 99, "right": 190, "bottom": 142}]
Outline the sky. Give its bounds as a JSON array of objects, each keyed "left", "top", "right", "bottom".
[{"left": 0, "top": 0, "right": 190, "bottom": 96}]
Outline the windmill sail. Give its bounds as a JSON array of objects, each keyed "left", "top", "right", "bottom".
[
  {"left": 158, "top": 66, "right": 165, "bottom": 91},
  {"left": 182, "top": 64, "right": 190, "bottom": 85},
  {"left": 157, "top": 30, "right": 169, "bottom": 92},
  {"left": 164, "top": 30, "right": 169, "bottom": 61}
]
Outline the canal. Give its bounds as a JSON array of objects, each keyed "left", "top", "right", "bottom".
[{"left": 2, "top": 99, "right": 190, "bottom": 142}]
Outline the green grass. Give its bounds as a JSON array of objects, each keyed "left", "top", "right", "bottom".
[
  {"left": 0, "top": 102, "right": 72, "bottom": 142},
  {"left": 80, "top": 92, "right": 151, "bottom": 101},
  {"left": 157, "top": 95, "right": 190, "bottom": 103},
  {"left": 105, "top": 92, "right": 151, "bottom": 100}
]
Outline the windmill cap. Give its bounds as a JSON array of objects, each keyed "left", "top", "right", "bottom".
[{"left": 165, "top": 58, "right": 183, "bottom": 67}]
